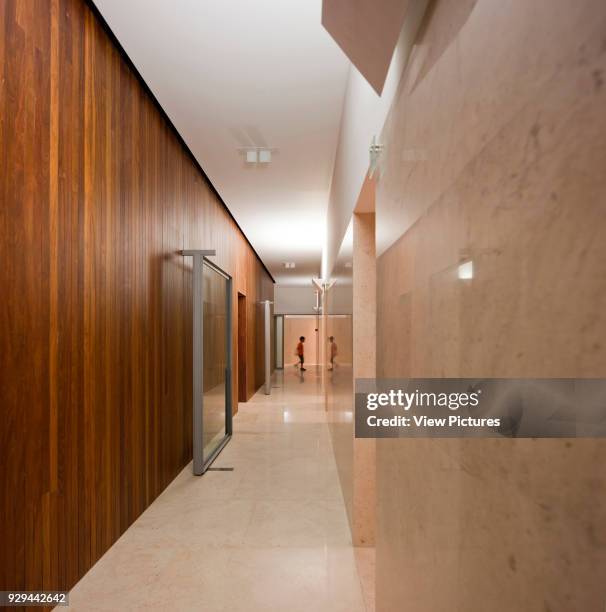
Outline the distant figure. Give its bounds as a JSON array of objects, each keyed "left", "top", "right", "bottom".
[
  {"left": 328, "top": 336, "right": 338, "bottom": 370},
  {"left": 296, "top": 336, "right": 306, "bottom": 371}
]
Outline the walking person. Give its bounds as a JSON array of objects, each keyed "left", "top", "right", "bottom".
[
  {"left": 296, "top": 336, "right": 306, "bottom": 371},
  {"left": 328, "top": 336, "right": 338, "bottom": 370}
]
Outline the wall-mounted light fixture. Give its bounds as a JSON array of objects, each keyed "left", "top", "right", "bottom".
[
  {"left": 312, "top": 278, "right": 336, "bottom": 292},
  {"left": 369, "top": 135, "right": 384, "bottom": 178},
  {"left": 458, "top": 260, "right": 474, "bottom": 280}
]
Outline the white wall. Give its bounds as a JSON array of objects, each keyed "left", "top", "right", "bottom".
[
  {"left": 322, "top": 0, "right": 429, "bottom": 279},
  {"left": 274, "top": 285, "right": 353, "bottom": 314}
]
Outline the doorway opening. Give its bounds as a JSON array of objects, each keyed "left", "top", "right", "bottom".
[{"left": 237, "top": 292, "right": 247, "bottom": 402}]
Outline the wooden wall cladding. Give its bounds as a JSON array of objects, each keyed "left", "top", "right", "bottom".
[{"left": 0, "top": 0, "right": 274, "bottom": 598}]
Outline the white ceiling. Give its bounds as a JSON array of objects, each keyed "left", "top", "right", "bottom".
[{"left": 95, "top": 0, "right": 350, "bottom": 285}]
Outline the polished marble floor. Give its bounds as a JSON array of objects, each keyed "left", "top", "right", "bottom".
[{"left": 65, "top": 367, "right": 369, "bottom": 611}]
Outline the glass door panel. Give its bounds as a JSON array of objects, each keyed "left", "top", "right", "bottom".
[{"left": 202, "top": 260, "right": 229, "bottom": 462}]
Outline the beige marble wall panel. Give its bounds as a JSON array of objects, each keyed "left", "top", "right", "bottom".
[
  {"left": 374, "top": 0, "right": 606, "bottom": 610},
  {"left": 326, "top": 290, "right": 355, "bottom": 530},
  {"left": 376, "top": 0, "right": 606, "bottom": 255},
  {"left": 327, "top": 317, "right": 354, "bottom": 366},
  {"left": 352, "top": 213, "right": 377, "bottom": 547}
]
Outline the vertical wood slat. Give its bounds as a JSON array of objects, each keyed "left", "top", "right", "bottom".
[
  {"left": 43, "top": 0, "right": 60, "bottom": 592},
  {"left": 0, "top": 0, "right": 274, "bottom": 604},
  {"left": 0, "top": 0, "right": 22, "bottom": 596}
]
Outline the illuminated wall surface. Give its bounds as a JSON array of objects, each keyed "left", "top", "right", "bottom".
[
  {"left": 325, "top": 231, "right": 356, "bottom": 537},
  {"left": 373, "top": 0, "right": 606, "bottom": 610}
]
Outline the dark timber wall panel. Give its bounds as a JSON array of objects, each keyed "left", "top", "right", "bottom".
[{"left": 0, "top": 0, "right": 274, "bottom": 598}]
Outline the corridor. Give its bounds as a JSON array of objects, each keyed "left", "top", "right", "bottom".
[
  {"left": 66, "top": 369, "right": 371, "bottom": 612},
  {"left": 2, "top": 0, "right": 605, "bottom": 609}
]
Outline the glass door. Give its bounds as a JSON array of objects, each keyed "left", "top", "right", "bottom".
[
  {"left": 182, "top": 249, "right": 232, "bottom": 475},
  {"left": 201, "top": 259, "right": 231, "bottom": 467}
]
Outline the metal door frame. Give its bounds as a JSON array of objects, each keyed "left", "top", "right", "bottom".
[{"left": 181, "top": 250, "right": 233, "bottom": 475}]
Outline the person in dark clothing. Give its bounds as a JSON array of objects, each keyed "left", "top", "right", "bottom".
[
  {"left": 328, "top": 336, "right": 338, "bottom": 370},
  {"left": 296, "top": 336, "right": 306, "bottom": 371}
]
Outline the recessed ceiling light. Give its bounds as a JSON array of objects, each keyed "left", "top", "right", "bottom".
[
  {"left": 241, "top": 147, "right": 276, "bottom": 165},
  {"left": 283, "top": 262, "right": 296, "bottom": 269}
]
